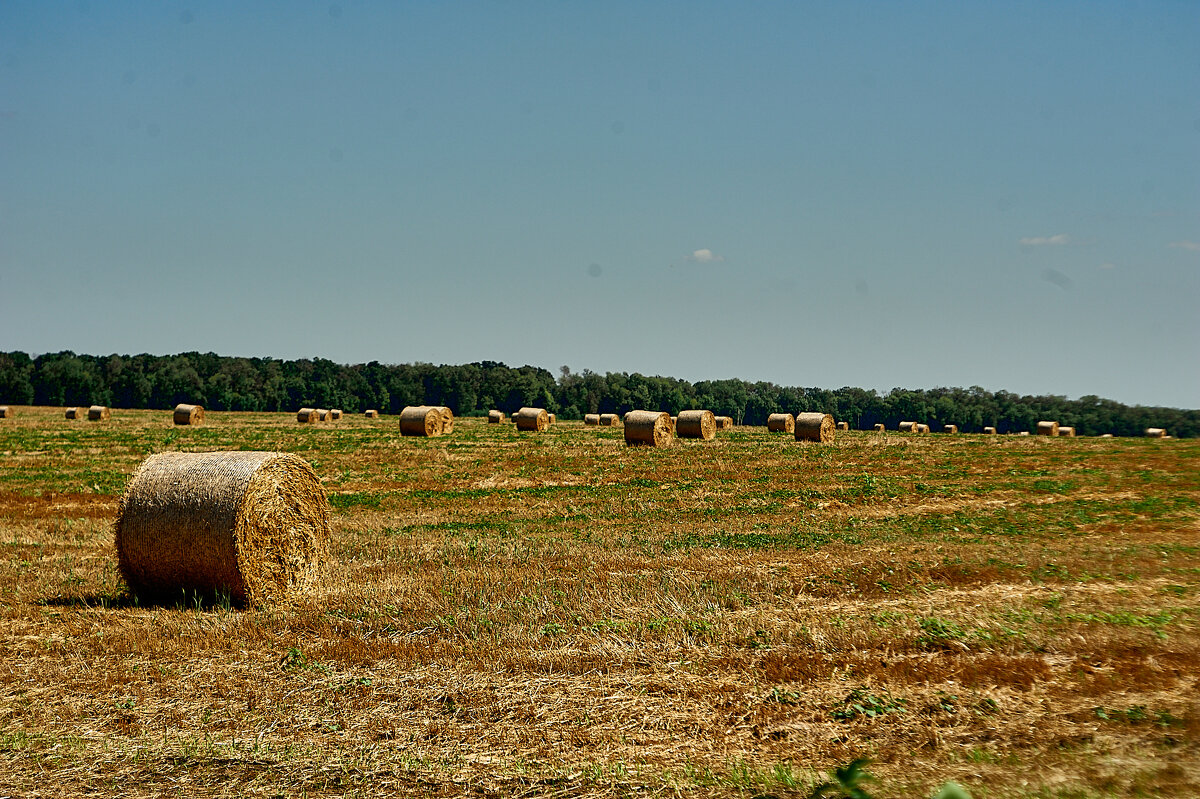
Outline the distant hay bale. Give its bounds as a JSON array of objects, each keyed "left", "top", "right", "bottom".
[
  {"left": 1100, "top": 433, "right": 1114, "bottom": 438},
  {"left": 364, "top": 410, "right": 379, "bottom": 418},
  {"left": 330, "top": 409, "right": 343, "bottom": 421},
  {"left": 65, "top": 407, "right": 79, "bottom": 420},
  {"left": 983, "top": 426, "right": 997, "bottom": 435},
  {"left": 297, "top": 408, "right": 318, "bottom": 423},
  {"left": 676, "top": 410, "right": 716, "bottom": 440},
  {"left": 599, "top": 413, "right": 621, "bottom": 427},
  {"left": 547, "top": 413, "right": 556, "bottom": 425},
  {"left": 399, "top": 406, "right": 443, "bottom": 436},
  {"left": 1017, "top": 431, "right": 1031, "bottom": 436},
  {"left": 1058, "top": 426, "right": 1076, "bottom": 437},
  {"left": 436, "top": 406, "right": 453, "bottom": 434},
  {"left": 715, "top": 416, "right": 734, "bottom": 430},
  {"left": 317, "top": 409, "right": 330, "bottom": 422},
  {"left": 488, "top": 410, "right": 504, "bottom": 424},
  {"left": 173, "top": 404, "right": 204, "bottom": 426},
  {"left": 1036, "top": 421, "right": 1060, "bottom": 437},
  {"left": 515, "top": 407, "right": 550, "bottom": 432},
  {"left": 873, "top": 423, "right": 885, "bottom": 432},
  {"left": 624, "top": 410, "right": 673, "bottom": 447},
  {"left": 795, "top": 412, "right": 835, "bottom": 443},
  {"left": 917, "top": 424, "right": 930, "bottom": 434},
  {"left": 943, "top": 424, "right": 958, "bottom": 434},
  {"left": 836, "top": 421, "right": 849, "bottom": 431},
  {"left": 767, "top": 413, "right": 795, "bottom": 433},
  {"left": 88, "top": 405, "right": 111, "bottom": 421},
  {"left": 114, "top": 451, "right": 330, "bottom": 607},
  {"left": 1145, "top": 428, "right": 1166, "bottom": 438},
  {"left": 898, "top": 421, "right": 917, "bottom": 433},
  {"left": 0, "top": 406, "right": 11, "bottom": 418},
  {"left": 584, "top": 414, "right": 600, "bottom": 426}
]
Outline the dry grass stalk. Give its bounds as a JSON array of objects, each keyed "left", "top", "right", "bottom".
[
  {"left": 64, "top": 407, "right": 78, "bottom": 419},
  {"left": 364, "top": 410, "right": 379, "bottom": 418},
  {"left": 795, "top": 412, "right": 834, "bottom": 443},
  {"left": 1037, "top": 420, "right": 1060, "bottom": 436},
  {"left": 676, "top": 409, "right": 716, "bottom": 440},
  {"left": 899, "top": 421, "right": 917, "bottom": 432},
  {"left": 296, "top": 408, "right": 318, "bottom": 423},
  {"left": 436, "top": 407, "right": 454, "bottom": 435},
  {"left": 1145, "top": 428, "right": 1166, "bottom": 438},
  {"left": 114, "top": 451, "right": 330, "bottom": 607},
  {"left": 984, "top": 426, "right": 997, "bottom": 434},
  {"left": 599, "top": 413, "right": 621, "bottom": 427},
  {"left": 488, "top": 410, "right": 504, "bottom": 424},
  {"left": 943, "top": 424, "right": 958, "bottom": 434},
  {"left": 836, "top": 421, "right": 849, "bottom": 431},
  {"left": 399, "top": 406, "right": 443, "bottom": 436},
  {"left": 583, "top": 413, "right": 600, "bottom": 425},
  {"left": 87, "top": 405, "right": 111, "bottom": 421},
  {"left": 623, "top": 410, "right": 673, "bottom": 447},
  {"left": 173, "top": 404, "right": 204, "bottom": 426},
  {"left": 515, "top": 407, "right": 550, "bottom": 432},
  {"left": 766, "top": 413, "right": 795, "bottom": 433}
]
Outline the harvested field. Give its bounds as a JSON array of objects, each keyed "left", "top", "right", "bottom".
[{"left": 0, "top": 406, "right": 1197, "bottom": 798}]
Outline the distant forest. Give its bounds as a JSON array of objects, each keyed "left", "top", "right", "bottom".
[{"left": 1, "top": 351, "right": 1195, "bottom": 437}]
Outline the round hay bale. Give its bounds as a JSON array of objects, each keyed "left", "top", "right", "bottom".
[
  {"left": 715, "top": 416, "right": 734, "bottom": 430},
  {"left": 297, "top": 408, "right": 318, "bottom": 423},
  {"left": 624, "top": 410, "right": 673, "bottom": 447},
  {"left": 173, "top": 404, "right": 204, "bottom": 426},
  {"left": 584, "top": 414, "right": 600, "bottom": 426},
  {"left": 317, "top": 409, "right": 330, "bottom": 422},
  {"left": 676, "top": 410, "right": 716, "bottom": 440},
  {"left": 898, "top": 421, "right": 917, "bottom": 433},
  {"left": 983, "top": 426, "right": 997, "bottom": 435},
  {"left": 1018, "top": 431, "right": 1031, "bottom": 436},
  {"left": 364, "top": 410, "right": 379, "bottom": 418},
  {"left": 330, "top": 409, "right": 343, "bottom": 421},
  {"left": 0, "top": 406, "right": 11, "bottom": 419},
  {"left": 836, "top": 421, "right": 849, "bottom": 431},
  {"left": 795, "top": 412, "right": 834, "bottom": 443},
  {"left": 399, "top": 406, "right": 443, "bottom": 436},
  {"left": 942, "top": 424, "right": 958, "bottom": 434},
  {"left": 88, "top": 405, "right": 111, "bottom": 421},
  {"left": 767, "top": 413, "right": 795, "bottom": 433},
  {"left": 917, "top": 424, "right": 930, "bottom": 434},
  {"left": 1145, "top": 427, "right": 1166, "bottom": 438},
  {"left": 873, "top": 423, "right": 885, "bottom": 432},
  {"left": 515, "top": 407, "right": 550, "bottom": 432},
  {"left": 436, "top": 406, "right": 454, "bottom": 434},
  {"left": 488, "top": 410, "right": 504, "bottom": 424},
  {"left": 599, "top": 413, "right": 621, "bottom": 427},
  {"left": 668, "top": 416, "right": 677, "bottom": 433},
  {"left": 1100, "top": 433, "right": 1114, "bottom": 438},
  {"left": 1036, "top": 421, "right": 1059, "bottom": 436},
  {"left": 65, "top": 407, "right": 79, "bottom": 420},
  {"left": 547, "top": 413, "right": 556, "bottom": 425},
  {"left": 114, "top": 451, "right": 330, "bottom": 607},
  {"left": 1058, "top": 426, "right": 1076, "bottom": 437}
]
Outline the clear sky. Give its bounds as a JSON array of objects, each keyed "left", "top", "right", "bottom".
[{"left": 2, "top": 2, "right": 1197, "bottom": 408}]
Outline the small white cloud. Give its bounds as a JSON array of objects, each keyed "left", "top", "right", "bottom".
[
  {"left": 1019, "top": 234, "right": 1072, "bottom": 246},
  {"left": 686, "top": 248, "right": 724, "bottom": 263},
  {"left": 1169, "top": 240, "right": 1200, "bottom": 252}
]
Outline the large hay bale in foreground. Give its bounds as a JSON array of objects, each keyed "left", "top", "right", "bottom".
[
  {"left": 795, "top": 412, "right": 835, "bottom": 443},
  {"left": 364, "top": 410, "right": 379, "bottom": 418},
  {"left": 584, "top": 414, "right": 600, "bottom": 426},
  {"left": 898, "top": 421, "right": 917, "bottom": 433},
  {"left": 767, "top": 413, "right": 794, "bottom": 433},
  {"left": 515, "top": 407, "right": 550, "bottom": 431},
  {"left": 1036, "top": 421, "right": 1060, "bottom": 436},
  {"left": 65, "top": 407, "right": 79, "bottom": 420},
  {"left": 599, "top": 413, "right": 621, "bottom": 427},
  {"left": 624, "top": 410, "right": 673, "bottom": 447},
  {"left": 983, "top": 426, "right": 997, "bottom": 435},
  {"left": 173, "top": 404, "right": 204, "bottom": 426},
  {"left": 488, "top": 410, "right": 504, "bottom": 424},
  {"left": 436, "top": 406, "right": 454, "bottom": 434},
  {"left": 1145, "top": 428, "right": 1166, "bottom": 438},
  {"left": 942, "top": 424, "right": 958, "bottom": 434},
  {"left": 836, "top": 421, "right": 849, "bottom": 431},
  {"left": 114, "top": 451, "right": 330, "bottom": 607},
  {"left": 676, "top": 410, "right": 716, "bottom": 440},
  {"left": 0, "top": 406, "right": 11, "bottom": 418},
  {"left": 1058, "top": 426, "right": 1076, "bottom": 437},
  {"left": 400, "top": 406, "right": 443, "bottom": 436},
  {"left": 88, "top": 405, "right": 111, "bottom": 421},
  {"left": 297, "top": 408, "right": 318, "bottom": 423}
]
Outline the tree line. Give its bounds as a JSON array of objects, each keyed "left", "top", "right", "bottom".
[{"left": 0, "top": 350, "right": 1194, "bottom": 437}]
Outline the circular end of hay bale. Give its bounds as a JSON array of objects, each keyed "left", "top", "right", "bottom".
[
  {"left": 767, "top": 413, "right": 795, "bottom": 433},
  {"left": 87, "top": 405, "right": 111, "bottom": 421},
  {"left": 676, "top": 410, "right": 716, "bottom": 440},
  {"left": 599, "top": 413, "right": 621, "bottom": 427},
  {"left": 583, "top": 413, "right": 600, "bottom": 426},
  {"left": 114, "top": 451, "right": 330, "bottom": 607},
  {"left": 1036, "top": 421, "right": 1060, "bottom": 436},
  {"left": 898, "top": 421, "right": 916, "bottom": 433},
  {"left": 715, "top": 416, "right": 733, "bottom": 430},
  {"left": 624, "top": 410, "right": 673, "bottom": 447},
  {"left": 917, "top": 424, "right": 930, "bottom": 434},
  {"left": 173, "top": 404, "right": 204, "bottom": 425},
  {"left": 297, "top": 408, "right": 318, "bottom": 423},
  {"left": 547, "top": 413, "right": 556, "bottom": 425},
  {"left": 435, "top": 406, "right": 453, "bottom": 434},
  {"left": 515, "top": 407, "right": 549, "bottom": 432},
  {"left": 400, "top": 406, "right": 443, "bottom": 436},
  {"left": 795, "top": 412, "right": 834, "bottom": 443}
]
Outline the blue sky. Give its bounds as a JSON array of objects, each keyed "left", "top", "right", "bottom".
[{"left": 2, "top": 2, "right": 1197, "bottom": 407}]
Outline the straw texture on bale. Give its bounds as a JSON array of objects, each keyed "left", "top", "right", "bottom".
[
  {"left": 943, "top": 424, "right": 958, "bottom": 434},
  {"left": 399, "top": 406, "right": 443, "bottom": 436},
  {"left": 330, "top": 409, "right": 342, "bottom": 421},
  {"left": 65, "top": 407, "right": 78, "bottom": 420},
  {"left": 364, "top": 410, "right": 379, "bottom": 418},
  {"left": 584, "top": 414, "right": 600, "bottom": 426},
  {"left": 795, "top": 412, "right": 835, "bottom": 443},
  {"left": 297, "top": 408, "right": 318, "bottom": 423},
  {"left": 766, "top": 413, "right": 795, "bottom": 433},
  {"left": 317, "top": 409, "right": 330, "bottom": 422},
  {"left": 1145, "top": 428, "right": 1166, "bottom": 438},
  {"left": 874, "top": 423, "right": 885, "bottom": 432},
  {"left": 624, "top": 410, "right": 673, "bottom": 447},
  {"left": 599, "top": 413, "right": 621, "bottom": 427},
  {"left": 114, "top": 451, "right": 330, "bottom": 607},
  {"left": 173, "top": 404, "right": 204, "bottom": 426},
  {"left": 436, "top": 406, "right": 454, "bottom": 435},
  {"left": 515, "top": 407, "right": 550, "bottom": 432},
  {"left": 1036, "top": 421, "right": 1060, "bottom": 436},
  {"left": 488, "top": 410, "right": 504, "bottom": 424},
  {"left": 984, "top": 426, "right": 997, "bottom": 435},
  {"left": 668, "top": 416, "right": 677, "bottom": 433},
  {"left": 899, "top": 421, "right": 917, "bottom": 433},
  {"left": 0, "top": 406, "right": 11, "bottom": 419},
  {"left": 1058, "top": 426, "right": 1076, "bottom": 437},
  {"left": 836, "top": 421, "right": 849, "bottom": 431},
  {"left": 676, "top": 409, "right": 716, "bottom": 440},
  {"left": 715, "top": 416, "right": 734, "bottom": 430},
  {"left": 88, "top": 405, "right": 111, "bottom": 421}
]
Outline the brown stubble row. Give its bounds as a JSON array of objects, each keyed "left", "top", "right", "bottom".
[{"left": 0, "top": 408, "right": 1197, "bottom": 797}]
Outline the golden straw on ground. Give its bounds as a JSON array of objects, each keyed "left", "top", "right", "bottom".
[{"left": 623, "top": 410, "right": 673, "bottom": 447}]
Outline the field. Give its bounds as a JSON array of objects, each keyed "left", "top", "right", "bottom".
[{"left": 0, "top": 407, "right": 1197, "bottom": 797}]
